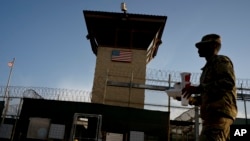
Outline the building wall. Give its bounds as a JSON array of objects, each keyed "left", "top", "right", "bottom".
[
  {"left": 91, "top": 47, "right": 146, "bottom": 109},
  {"left": 15, "top": 98, "right": 170, "bottom": 141}
]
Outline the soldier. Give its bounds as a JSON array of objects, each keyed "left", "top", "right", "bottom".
[{"left": 182, "top": 34, "right": 238, "bottom": 141}]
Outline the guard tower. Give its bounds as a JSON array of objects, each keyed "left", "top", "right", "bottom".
[{"left": 83, "top": 8, "right": 167, "bottom": 109}]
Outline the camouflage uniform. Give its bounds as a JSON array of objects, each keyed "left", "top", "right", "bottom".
[{"left": 190, "top": 55, "right": 238, "bottom": 141}]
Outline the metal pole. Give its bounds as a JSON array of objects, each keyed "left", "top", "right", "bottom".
[
  {"left": 103, "top": 69, "right": 109, "bottom": 104},
  {"left": 128, "top": 71, "right": 133, "bottom": 107},
  {"left": 167, "top": 74, "right": 171, "bottom": 141},
  {"left": 241, "top": 83, "right": 248, "bottom": 124},
  {"left": 168, "top": 74, "right": 171, "bottom": 112},
  {"left": 195, "top": 105, "right": 199, "bottom": 141},
  {"left": 1, "top": 58, "right": 15, "bottom": 125}
]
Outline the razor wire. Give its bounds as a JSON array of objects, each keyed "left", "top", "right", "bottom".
[
  {"left": 0, "top": 86, "right": 91, "bottom": 102},
  {"left": 146, "top": 68, "right": 250, "bottom": 96},
  {"left": 1, "top": 68, "right": 250, "bottom": 101}
]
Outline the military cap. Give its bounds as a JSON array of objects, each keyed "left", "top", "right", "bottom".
[{"left": 195, "top": 34, "right": 221, "bottom": 48}]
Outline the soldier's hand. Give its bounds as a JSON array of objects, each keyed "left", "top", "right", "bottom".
[
  {"left": 174, "top": 96, "right": 181, "bottom": 101},
  {"left": 182, "top": 86, "right": 198, "bottom": 99}
]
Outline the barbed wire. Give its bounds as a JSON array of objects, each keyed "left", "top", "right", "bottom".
[
  {"left": 0, "top": 86, "right": 91, "bottom": 102},
  {"left": 146, "top": 68, "right": 250, "bottom": 88},
  {"left": 1, "top": 69, "right": 250, "bottom": 100}
]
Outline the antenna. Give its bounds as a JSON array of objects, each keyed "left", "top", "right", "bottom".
[{"left": 121, "top": 2, "right": 127, "bottom": 13}]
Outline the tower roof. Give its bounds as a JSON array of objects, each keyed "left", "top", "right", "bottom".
[{"left": 83, "top": 10, "right": 167, "bottom": 62}]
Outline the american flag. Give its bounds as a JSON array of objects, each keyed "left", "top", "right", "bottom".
[{"left": 111, "top": 50, "right": 132, "bottom": 62}]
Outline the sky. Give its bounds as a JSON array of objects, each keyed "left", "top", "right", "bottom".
[{"left": 1, "top": 0, "right": 250, "bottom": 118}]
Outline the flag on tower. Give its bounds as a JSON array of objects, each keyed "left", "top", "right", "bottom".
[{"left": 111, "top": 50, "right": 132, "bottom": 62}]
